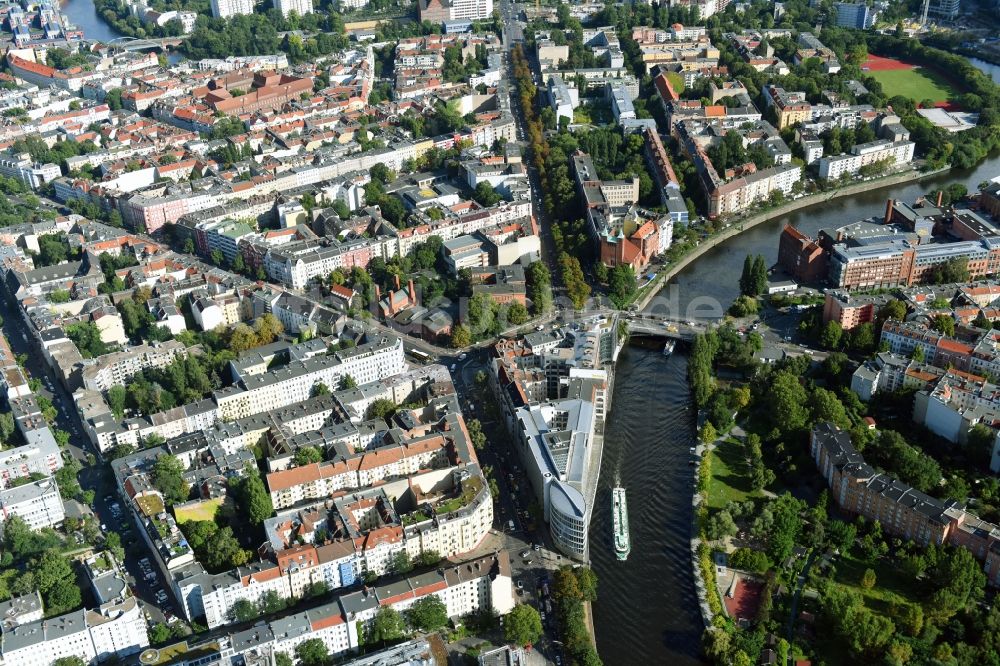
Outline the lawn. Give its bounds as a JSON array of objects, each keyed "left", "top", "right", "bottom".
[
  {"left": 706, "top": 437, "right": 758, "bottom": 510},
  {"left": 832, "top": 553, "right": 922, "bottom": 613},
  {"left": 867, "top": 67, "right": 959, "bottom": 105},
  {"left": 174, "top": 497, "right": 223, "bottom": 524}
]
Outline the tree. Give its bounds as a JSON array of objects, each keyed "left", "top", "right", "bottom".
[
  {"left": 861, "top": 568, "right": 876, "bottom": 590},
  {"left": 407, "top": 595, "right": 449, "bottom": 632},
  {"left": 506, "top": 301, "right": 529, "bottom": 326},
  {"left": 293, "top": 446, "right": 323, "bottom": 466},
  {"left": 575, "top": 567, "right": 598, "bottom": 602},
  {"left": 107, "top": 385, "right": 127, "bottom": 420},
  {"left": 417, "top": 549, "right": 442, "bottom": 567},
  {"left": 368, "top": 606, "right": 405, "bottom": 644},
  {"left": 751, "top": 255, "right": 768, "bottom": 296},
  {"left": 473, "top": 181, "right": 502, "bottom": 207},
  {"left": 768, "top": 494, "right": 802, "bottom": 563},
  {"left": 34, "top": 550, "right": 80, "bottom": 615},
  {"left": 365, "top": 398, "right": 397, "bottom": 421},
  {"left": 467, "top": 419, "right": 487, "bottom": 450},
  {"left": 699, "top": 421, "right": 717, "bottom": 444},
  {"left": 229, "top": 324, "right": 258, "bottom": 353},
  {"left": 230, "top": 598, "right": 258, "bottom": 622},
  {"left": 148, "top": 622, "right": 172, "bottom": 644},
  {"left": 819, "top": 321, "right": 843, "bottom": 349},
  {"left": 370, "top": 163, "right": 394, "bottom": 185},
  {"left": 390, "top": 550, "right": 413, "bottom": 575},
  {"left": 237, "top": 472, "right": 273, "bottom": 526},
  {"left": 504, "top": 604, "right": 543, "bottom": 646},
  {"left": 450, "top": 324, "right": 472, "bottom": 348},
  {"left": 339, "top": 374, "right": 357, "bottom": 390},
  {"left": 255, "top": 314, "right": 283, "bottom": 343},
  {"left": 295, "top": 638, "right": 330, "bottom": 666},
  {"left": 54, "top": 658, "right": 87, "bottom": 666},
  {"left": 931, "top": 314, "right": 956, "bottom": 337},
  {"left": 152, "top": 454, "right": 189, "bottom": 505},
  {"left": 608, "top": 265, "right": 637, "bottom": 308},
  {"left": 560, "top": 253, "right": 590, "bottom": 309}
]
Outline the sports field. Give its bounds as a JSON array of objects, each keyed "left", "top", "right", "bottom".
[
  {"left": 862, "top": 54, "right": 960, "bottom": 106},
  {"left": 868, "top": 67, "right": 958, "bottom": 105}
]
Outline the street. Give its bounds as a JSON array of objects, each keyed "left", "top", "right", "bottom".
[
  {"left": 0, "top": 293, "right": 173, "bottom": 629},
  {"left": 449, "top": 348, "right": 574, "bottom": 664}
]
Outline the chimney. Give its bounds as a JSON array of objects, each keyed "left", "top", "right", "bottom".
[
  {"left": 937, "top": 190, "right": 943, "bottom": 208},
  {"left": 394, "top": 274, "right": 400, "bottom": 291},
  {"left": 884, "top": 198, "right": 893, "bottom": 224},
  {"left": 408, "top": 279, "right": 416, "bottom": 304},
  {"left": 375, "top": 284, "right": 381, "bottom": 302}
]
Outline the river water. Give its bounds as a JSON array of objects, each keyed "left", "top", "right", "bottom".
[
  {"left": 592, "top": 153, "right": 1000, "bottom": 665},
  {"left": 61, "top": 0, "right": 123, "bottom": 42},
  {"left": 970, "top": 57, "right": 1000, "bottom": 82},
  {"left": 591, "top": 347, "right": 702, "bottom": 665}
]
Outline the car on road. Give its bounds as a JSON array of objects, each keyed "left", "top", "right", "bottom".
[{"left": 508, "top": 520, "right": 515, "bottom": 531}]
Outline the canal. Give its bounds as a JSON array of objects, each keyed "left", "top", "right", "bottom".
[
  {"left": 592, "top": 153, "right": 1000, "bottom": 666},
  {"left": 61, "top": 0, "right": 123, "bottom": 42}
]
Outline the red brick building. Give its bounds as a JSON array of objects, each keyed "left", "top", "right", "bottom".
[{"left": 777, "top": 225, "right": 827, "bottom": 283}]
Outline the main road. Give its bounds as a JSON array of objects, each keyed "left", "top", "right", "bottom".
[{"left": 499, "top": 0, "right": 562, "bottom": 283}]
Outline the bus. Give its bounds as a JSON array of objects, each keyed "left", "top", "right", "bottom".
[{"left": 407, "top": 348, "right": 432, "bottom": 364}]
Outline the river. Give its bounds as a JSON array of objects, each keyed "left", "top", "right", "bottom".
[
  {"left": 970, "top": 57, "right": 1000, "bottom": 82},
  {"left": 662, "top": 154, "right": 1000, "bottom": 316},
  {"left": 591, "top": 346, "right": 702, "bottom": 666},
  {"left": 61, "top": 0, "right": 123, "bottom": 42},
  {"left": 592, "top": 153, "right": 1000, "bottom": 666}
]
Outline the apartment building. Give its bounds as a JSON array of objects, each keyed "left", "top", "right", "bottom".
[
  {"left": 821, "top": 290, "right": 896, "bottom": 331},
  {"left": 835, "top": 2, "right": 874, "bottom": 28},
  {"left": 266, "top": 429, "right": 456, "bottom": 509},
  {"left": 0, "top": 435, "right": 63, "bottom": 489},
  {"left": 0, "top": 596, "right": 148, "bottom": 666},
  {"left": 0, "top": 478, "right": 64, "bottom": 532},
  {"left": 913, "top": 370, "right": 1000, "bottom": 444},
  {"left": 80, "top": 340, "right": 186, "bottom": 392},
  {"left": 216, "top": 335, "right": 405, "bottom": 421},
  {"left": 166, "top": 552, "right": 512, "bottom": 663},
  {"left": 548, "top": 75, "right": 579, "bottom": 126},
  {"left": 812, "top": 422, "right": 1000, "bottom": 587},
  {"left": 273, "top": 0, "right": 313, "bottom": 15},
  {"left": 676, "top": 120, "right": 801, "bottom": 218},
  {"left": 210, "top": 0, "right": 254, "bottom": 18},
  {"left": 0, "top": 155, "right": 60, "bottom": 190},
  {"left": 764, "top": 85, "right": 811, "bottom": 129},
  {"left": 642, "top": 127, "right": 689, "bottom": 224},
  {"left": 818, "top": 139, "right": 915, "bottom": 180}
]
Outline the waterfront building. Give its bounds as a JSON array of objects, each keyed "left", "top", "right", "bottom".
[
  {"left": 817, "top": 139, "right": 915, "bottom": 180},
  {"left": 489, "top": 319, "right": 620, "bottom": 560}
]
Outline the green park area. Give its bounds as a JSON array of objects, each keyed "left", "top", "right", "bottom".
[
  {"left": 174, "top": 498, "right": 224, "bottom": 524},
  {"left": 867, "top": 66, "right": 960, "bottom": 105},
  {"left": 706, "top": 438, "right": 758, "bottom": 510}
]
